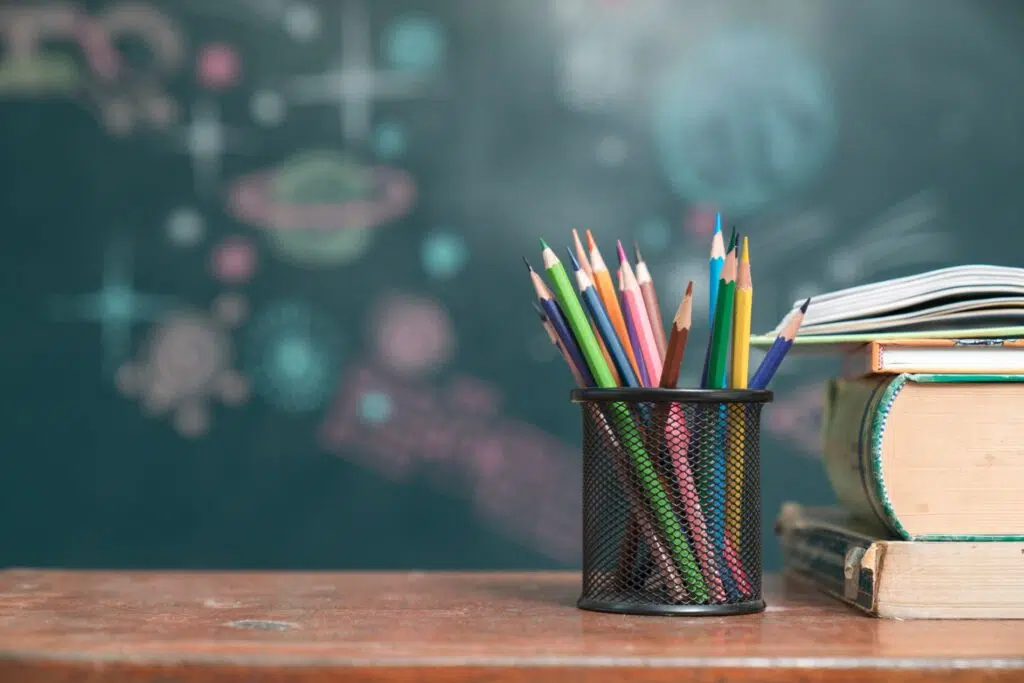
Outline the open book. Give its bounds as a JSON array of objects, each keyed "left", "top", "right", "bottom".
[{"left": 750, "top": 265, "right": 1024, "bottom": 348}]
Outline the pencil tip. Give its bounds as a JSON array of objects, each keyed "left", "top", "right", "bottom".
[
  {"left": 585, "top": 229, "right": 596, "bottom": 250},
  {"left": 539, "top": 238, "right": 550, "bottom": 251},
  {"left": 800, "top": 297, "right": 811, "bottom": 312},
  {"left": 616, "top": 240, "right": 628, "bottom": 264},
  {"left": 522, "top": 256, "right": 533, "bottom": 272},
  {"left": 566, "top": 247, "right": 580, "bottom": 271},
  {"left": 685, "top": 281, "right": 693, "bottom": 295},
  {"left": 633, "top": 241, "right": 643, "bottom": 263},
  {"left": 714, "top": 212, "right": 722, "bottom": 234},
  {"left": 741, "top": 235, "right": 750, "bottom": 262}
]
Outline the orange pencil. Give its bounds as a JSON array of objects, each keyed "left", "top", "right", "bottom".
[
  {"left": 573, "top": 229, "right": 619, "bottom": 384},
  {"left": 587, "top": 230, "right": 642, "bottom": 380}
]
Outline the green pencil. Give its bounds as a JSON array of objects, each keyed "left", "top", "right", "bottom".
[
  {"left": 707, "top": 248, "right": 738, "bottom": 388},
  {"left": 540, "top": 239, "right": 708, "bottom": 600}
]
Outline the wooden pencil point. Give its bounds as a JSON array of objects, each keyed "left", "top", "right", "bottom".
[
  {"left": 566, "top": 247, "right": 581, "bottom": 271},
  {"left": 539, "top": 238, "right": 551, "bottom": 251},
  {"left": 523, "top": 256, "right": 534, "bottom": 272},
  {"left": 800, "top": 297, "right": 812, "bottom": 313},
  {"left": 616, "top": 240, "right": 629, "bottom": 265},
  {"left": 633, "top": 241, "right": 643, "bottom": 264}
]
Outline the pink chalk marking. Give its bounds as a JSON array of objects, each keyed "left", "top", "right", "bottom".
[
  {"left": 445, "top": 375, "right": 501, "bottom": 415},
  {"left": 765, "top": 383, "right": 824, "bottom": 457},
  {"left": 685, "top": 206, "right": 719, "bottom": 238},
  {"left": 73, "top": 15, "right": 120, "bottom": 80},
  {"left": 228, "top": 167, "right": 416, "bottom": 232},
  {"left": 371, "top": 293, "right": 454, "bottom": 377},
  {"left": 319, "top": 362, "right": 581, "bottom": 562},
  {"left": 210, "top": 235, "right": 257, "bottom": 284},
  {"left": 197, "top": 42, "right": 241, "bottom": 90}
]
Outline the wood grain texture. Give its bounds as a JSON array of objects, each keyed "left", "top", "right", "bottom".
[{"left": 0, "top": 570, "right": 1022, "bottom": 682}]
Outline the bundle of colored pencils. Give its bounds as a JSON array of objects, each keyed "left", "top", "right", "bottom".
[
  {"left": 526, "top": 217, "right": 806, "bottom": 394},
  {"left": 525, "top": 216, "right": 809, "bottom": 604}
]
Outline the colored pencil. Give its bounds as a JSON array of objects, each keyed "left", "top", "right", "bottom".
[
  {"left": 533, "top": 301, "right": 587, "bottom": 387},
  {"left": 750, "top": 298, "right": 810, "bottom": 390},
  {"left": 700, "top": 221, "right": 727, "bottom": 387},
  {"left": 542, "top": 239, "right": 708, "bottom": 599},
  {"left": 730, "top": 237, "right": 753, "bottom": 388},
  {"left": 620, "top": 266, "right": 651, "bottom": 386},
  {"left": 664, "top": 401, "right": 727, "bottom": 601},
  {"left": 587, "top": 230, "right": 642, "bottom": 379},
  {"left": 570, "top": 231, "right": 619, "bottom": 383},
  {"left": 618, "top": 241, "right": 663, "bottom": 385},
  {"left": 659, "top": 282, "right": 693, "bottom": 389},
  {"left": 634, "top": 243, "right": 668, "bottom": 361},
  {"left": 533, "top": 300, "right": 685, "bottom": 600},
  {"left": 526, "top": 258, "right": 595, "bottom": 387},
  {"left": 706, "top": 246, "right": 737, "bottom": 389},
  {"left": 699, "top": 241, "right": 741, "bottom": 597},
  {"left": 708, "top": 213, "right": 725, "bottom": 326},
  {"left": 568, "top": 249, "right": 641, "bottom": 388},
  {"left": 651, "top": 279, "right": 727, "bottom": 600},
  {"left": 724, "top": 237, "right": 753, "bottom": 554}
]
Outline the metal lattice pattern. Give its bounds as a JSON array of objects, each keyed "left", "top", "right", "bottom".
[{"left": 579, "top": 398, "right": 764, "bottom": 614}]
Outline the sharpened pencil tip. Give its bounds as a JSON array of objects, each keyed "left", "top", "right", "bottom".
[
  {"left": 539, "top": 238, "right": 550, "bottom": 251},
  {"left": 685, "top": 281, "right": 693, "bottom": 295},
  {"left": 633, "top": 241, "right": 643, "bottom": 263},
  {"left": 522, "top": 256, "right": 534, "bottom": 271},
  {"left": 566, "top": 247, "right": 580, "bottom": 271},
  {"left": 800, "top": 297, "right": 811, "bottom": 312},
  {"left": 616, "top": 240, "right": 628, "bottom": 264},
  {"left": 714, "top": 212, "right": 722, "bottom": 234}
]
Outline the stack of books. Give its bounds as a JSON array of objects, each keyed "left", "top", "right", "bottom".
[{"left": 751, "top": 266, "right": 1024, "bottom": 619}]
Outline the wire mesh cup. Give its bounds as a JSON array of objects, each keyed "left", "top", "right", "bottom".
[{"left": 571, "top": 387, "right": 773, "bottom": 616}]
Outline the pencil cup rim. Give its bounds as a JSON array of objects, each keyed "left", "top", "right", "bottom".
[{"left": 569, "top": 388, "right": 773, "bottom": 404}]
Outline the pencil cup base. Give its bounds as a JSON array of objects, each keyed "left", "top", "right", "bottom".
[{"left": 576, "top": 597, "right": 766, "bottom": 616}]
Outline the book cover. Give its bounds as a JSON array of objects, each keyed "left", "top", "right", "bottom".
[{"left": 821, "top": 373, "right": 1024, "bottom": 540}]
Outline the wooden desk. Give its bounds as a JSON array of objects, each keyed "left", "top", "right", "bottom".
[{"left": 0, "top": 570, "right": 1022, "bottom": 682}]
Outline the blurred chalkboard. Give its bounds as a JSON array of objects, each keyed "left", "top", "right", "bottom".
[{"left": 3, "top": 0, "right": 1024, "bottom": 571}]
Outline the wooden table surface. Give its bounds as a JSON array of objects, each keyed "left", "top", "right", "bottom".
[{"left": 0, "top": 570, "right": 1022, "bottom": 682}]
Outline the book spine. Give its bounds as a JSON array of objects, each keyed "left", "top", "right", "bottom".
[
  {"left": 777, "top": 518, "right": 877, "bottom": 615},
  {"left": 821, "top": 374, "right": 907, "bottom": 537}
]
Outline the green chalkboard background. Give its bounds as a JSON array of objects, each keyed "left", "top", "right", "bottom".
[{"left": 3, "top": 0, "right": 1024, "bottom": 572}]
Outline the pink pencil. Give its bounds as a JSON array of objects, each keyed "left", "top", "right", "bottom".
[
  {"left": 617, "top": 241, "right": 663, "bottom": 384},
  {"left": 723, "top": 535, "right": 753, "bottom": 597},
  {"left": 664, "top": 402, "right": 727, "bottom": 601}
]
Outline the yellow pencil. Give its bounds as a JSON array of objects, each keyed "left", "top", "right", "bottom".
[
  {"left": 730, "top": 236, "right": 752, "bottom": 388},
  {"left": 726, "top": 236, "right": 752, "bottom": 551}
]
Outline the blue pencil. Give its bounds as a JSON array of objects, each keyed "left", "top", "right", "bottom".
[
  {"left": 701, "top": 216, "right": 727, "bottom": 387},
  {"left": 750, "top": 298, "right": 810, "bottom": 389},
  {"left": 708, "top": 213, "right": 725, "bottom": 326},
  {"left": 567, "top": 249, "right": 640, "bottom": 388},
  {"left": 526, "top": 258, "right": 595, "bottom": 387}
]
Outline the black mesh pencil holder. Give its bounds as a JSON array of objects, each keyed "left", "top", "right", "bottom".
[{"left": 571, "top": 387, "right": 773, "bottom": 616}]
